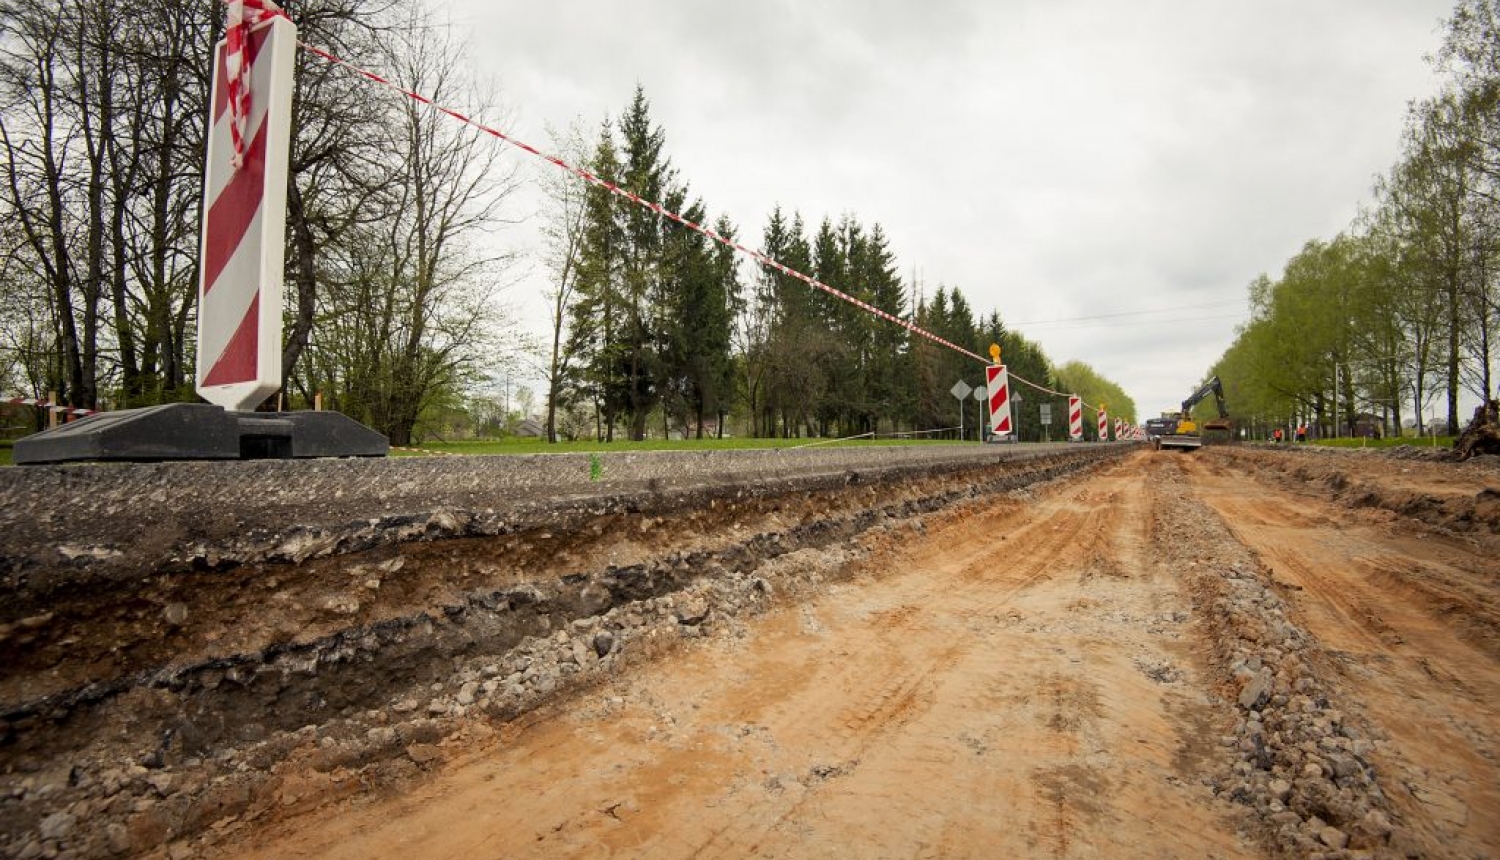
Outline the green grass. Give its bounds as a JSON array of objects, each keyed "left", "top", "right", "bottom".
[
  {"left": 0, "top": 433, "right": 977, "bottom": 466},
  {"left": 389, "top": 436, "right": 975, "bottom": 457},
  {"left": 1312, "top": 435, "right": 1454, "bottom": 450}
]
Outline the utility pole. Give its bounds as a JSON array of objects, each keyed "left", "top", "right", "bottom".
[{"left": 1338, "top": 363, "right": 1350, "bottom": 441}]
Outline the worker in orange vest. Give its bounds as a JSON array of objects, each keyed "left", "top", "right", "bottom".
[{"left": 1273, "top": 427, "right": 1283, "bottom": 444}]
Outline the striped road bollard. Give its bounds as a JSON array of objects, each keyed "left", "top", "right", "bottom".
[
  {"left": 1068, "top": 395, "right": 1083, "bottom": 441},
  {"left": 1097, "top": 405, "right": 1109, "bottom": 442},
  {"left": 196, "top": 2, "right": 296, "bottom": 412},
  {"left": 986, "top": 344, "right": 1014, "bottom": 440}
]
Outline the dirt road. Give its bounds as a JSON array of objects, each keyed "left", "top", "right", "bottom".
[{"left": 207, "top": 448, "right": 1500, "bottom": 860}]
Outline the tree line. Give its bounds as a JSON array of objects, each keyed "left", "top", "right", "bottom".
[
  {"left": 1210, "top": 0, "right": 1498, "bottom": 438},
  {"left": 542, "top": 87, "right": 1135, "bottom": 443}
]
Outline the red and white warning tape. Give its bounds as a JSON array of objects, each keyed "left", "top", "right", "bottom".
[
  {"left": 222, "top": 0, "right": 290, "bottom": 168},
  {"left": 1007, "top": 370, "right": 1099, "bottom": 413},
  {"left": 295, "top": 41, "right": 987, "bottom": 366},
  {"left": 3, "top": 397, "right": 96, "bottom": 417},
  {"left": 295, "top": 38, "right": 1150, "bottom": 429}
]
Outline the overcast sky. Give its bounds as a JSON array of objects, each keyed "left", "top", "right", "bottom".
[{"left": 434, "top": 0, "right": 1452, "bottom": 418}]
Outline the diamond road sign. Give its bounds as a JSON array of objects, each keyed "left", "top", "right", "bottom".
[{"left": 950, "top": 380, "right": 972, "bottom": 400}]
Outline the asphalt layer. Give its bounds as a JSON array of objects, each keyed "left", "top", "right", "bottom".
[{"left": 0, "top": 443, "right": 1100, "bottom": 577}]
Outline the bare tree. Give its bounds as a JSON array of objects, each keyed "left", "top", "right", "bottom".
[
  {"left": 298, "top": 5, "right": 522, "bottom": 445},
  {"left": 0, "top": 0, "right": 106, "bottom": 408},
  {"left": 539, "top": 120, "right": 591, "bottom": 443},
  {"left": 278, "top": 0, "right": 402, "bottom": 399}
]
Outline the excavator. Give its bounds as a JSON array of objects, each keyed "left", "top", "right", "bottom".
[{"left": 1155, "top": 375, "right": 1231, "bottom": 451}]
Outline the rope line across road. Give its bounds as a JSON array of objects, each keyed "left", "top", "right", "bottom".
[
  {"left": 295, "top": 40, "right": 989, "bottom": 368},
  {"left": 3, "top": 397, "right": 96, "bottom": 417},
  {"left": 295, "top": 41, "right": 1119, "bottom": 415}
]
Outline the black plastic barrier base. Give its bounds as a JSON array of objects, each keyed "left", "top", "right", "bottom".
[{"left": 13, "top": 403, "right": 389, "bottom": 465}]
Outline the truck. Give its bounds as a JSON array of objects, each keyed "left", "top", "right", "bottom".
[
  {"left": 1144, "top": 416, "right": 1178, "bottom": 440},
  {"left": 1155, "top": 376, "right": 1231, "bottom": 451}
]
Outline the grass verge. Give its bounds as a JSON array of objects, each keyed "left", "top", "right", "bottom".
[
  {"left": 1, "top": 434, "right": 978, "bottom": 466},
  {"left": 388, "top": 436, "right": 976, "bottom": 457},
  {"left": 1313, "top": 435, "right": 1454, "bottom": 450}
]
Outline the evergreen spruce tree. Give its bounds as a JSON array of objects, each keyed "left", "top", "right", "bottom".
[
  {"left": 660, "top": 197, "right": 739, "bottom": 437},
  {"left": 861, "top": 224, "right": 909, "bottom": 432},
  {"left": 760, "top": 212, "right": 820, "bottom": 437},
  {"left": 811, "top": 218, "right": 851, "bottom": 434},
  {"left": 742, "top": 207, "right": 790, "bottom": 436},
  {"left": 566, "top": 120, "right": 625, "bottom": 440},
  {"left": 616, "top": 86, "right": 676, "bottom": 439}
]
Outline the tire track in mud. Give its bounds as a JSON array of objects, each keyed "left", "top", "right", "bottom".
[
  {"left": 606, "top": 491, "right": 1106, "bottom": 859},
  {"left": 212, "top": 457, "right": 1256, "bottom": 860},
  {"left": 690, "top": 488, "right": 1124, "bottom": 859},
  {"left": 1182, "top": 452, "right": 1500, "bottom": 858}
]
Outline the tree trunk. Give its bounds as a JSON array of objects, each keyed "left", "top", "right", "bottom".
[
  {"left": 282, "top": 181, "right": 319, "bottom": 399},
  {"left": 546, "top": 303, "right": 564, "bottom": 443},
  {"left": 1448, "top": 272, "right": 1462, "bottom": 435}
]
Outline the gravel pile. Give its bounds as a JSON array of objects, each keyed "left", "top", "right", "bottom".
[{"left": 1151, "top": 482, "right": 1409, "bottom": 859}]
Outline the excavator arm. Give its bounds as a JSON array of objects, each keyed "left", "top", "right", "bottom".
[{"left": 1181, "top": 376, "right": 1228, "bottom": 420}]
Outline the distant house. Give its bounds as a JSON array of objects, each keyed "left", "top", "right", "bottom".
[{"left": 516, "top": 417, "right": 545, "bottom": 438}]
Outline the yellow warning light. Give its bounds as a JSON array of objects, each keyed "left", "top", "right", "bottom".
[{"left": 989, "top": 343, "right": 1001, "bottom": 364}]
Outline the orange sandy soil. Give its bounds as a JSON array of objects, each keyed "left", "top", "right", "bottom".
[{"left": 205, "top": 449, "right": 1500, "bottom": 859}]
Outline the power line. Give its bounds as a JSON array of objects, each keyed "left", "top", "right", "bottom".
[
  {"left": 1023, "top": 313, "right": 1246, "bottom": 331},
  {"left": 1012, "top": 300, "right": 1245, "bottom": 327}
]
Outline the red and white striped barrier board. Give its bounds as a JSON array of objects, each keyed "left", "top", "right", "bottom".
[
  {"left": 1114, "top": 418, "right": 1123, "bottom": 440},
  {"left": 196, "top": 4, "right": 295, "bottom": 412},
  {"left": 3, "top": 397, "right": 96, "bottom": 417},
  {"left": 986, "top": 364, "right": 1013, "bottom": 438},
  {"left": 1068, "top": 395, "right": 1083, "bottom": 441},
  {"left": 1097, "top": 406, "right": 1109, "bottom": 442}
]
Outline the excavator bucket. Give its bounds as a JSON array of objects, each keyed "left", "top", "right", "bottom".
[{"left": 1202, "top": 422, "right": 1234, "bottom": 445}]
